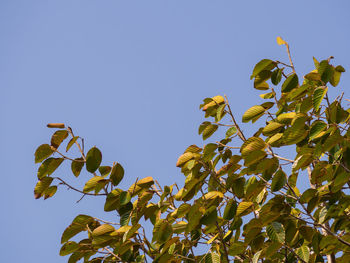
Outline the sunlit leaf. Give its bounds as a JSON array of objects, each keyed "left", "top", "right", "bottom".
[
  {"left": 226, "top": 126, "right": 237, "bottom": 138},
  {"left": 61, "top": 215, "right": 94, "bottom": 243},
  {"left": 202, "top": 124, "right": 218, "bottom": 140},
  {"left": 66, "top": 136, "right": 79, "bottom": 152},
  {"left": 240, "top": 137, "right": 266, "bottom": 156},
  {"left": 35, "top": 144, "right": 54, "bottom": 163},
  {"left": 205, "top": 252, "right": 220, "bottom": 263},
  {"left": 313, "top": 86, "right": 328, "bottom": 111},
  {"left": 251, "top": 59, "right": 276, "bottom": 79},
  {"left": 281, "top": 73, "right": 298, "bottom": 92},
  {"left": 309, "top": 120, "right": 327, "bottom": 141},
  {"left": 71, "top": 158, "right": 84, "bottom": 177},
  {"left": 37, "top": 158, "right": 64, "bottom": 179},
  {"left": 51, "top": 130, "right": 68, "bottom": 149},
  {"left": 44, "top": 185, "right": 57, "bottom": 199},
  {"left": 176, "top": 152, "right": 198, "bottom": 167},
  {"left": 110, "top": 163, "right": 124, "bottom": 186},
  {"left": 266, "top": 222, "right": 285, "bottom": 243},
  {"left": 242, "top": 105, "right": 265, "bottom": 123},
  {"left": 318, "top": 60, "right": 333, "bottom": 83},
  {"left": 262, "top": 122, "right": 284, "bottom": 136},
  {"left": 83, "top": 176, "right": 105, "bottom": 193},
  {"left": 236, "top": 202, "right": 253, "bottom": 217},
  {"left": 202, "top": 95, "right": 225, "bottom": 111},
  {"left": 60, "top": 241, "right": 79, "bottom": 256},
  {"left": 34, "top": 177, "right": 53, "bottom": 199},
  {"left": 296, "top": 245, "right": 310, "bottom": 262}
]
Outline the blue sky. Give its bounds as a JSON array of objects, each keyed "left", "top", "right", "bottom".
[{"left": 1, "top": 1, "right": 350, "bottom": 262}]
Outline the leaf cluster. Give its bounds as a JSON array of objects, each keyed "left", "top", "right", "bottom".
[{"left": 34, "top": 38, "right": 350, "bottom": 262}]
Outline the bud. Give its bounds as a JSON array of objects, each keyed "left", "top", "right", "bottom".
[{"left": 47, "top": 123, "right": 65, "bottom": 128}]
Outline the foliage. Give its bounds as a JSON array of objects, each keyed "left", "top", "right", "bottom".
[{"left": 34, "top": 37, "right": 350, "bottom": 262}]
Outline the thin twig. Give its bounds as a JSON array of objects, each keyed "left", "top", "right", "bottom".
[
  {"left": 54, "top": 177, "right": 106, "bottom": 196},
  {"left": 93, "top": 217, "right": 120, "bottom": 225},
  {"left": 224, "top": 95, "right": 246, "bottom": 142},
  {"left": 285, "top": 42, "right": 296, "bottom": 73}
]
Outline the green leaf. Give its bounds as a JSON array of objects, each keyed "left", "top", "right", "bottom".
[
  {"left": 313, "top": 86, "right": 328, "bottom": 111},
  {"left": 66, "top": 136, "right": 79, "bottom": 152},
  {"left": 271, "top": 68, "right": 282, "bottom": 85},
  {"left": 229, "top": 242, "right": 245, "bottom": 256},
  {"left": 242, "top": 105, "right": 265, "bottom": 123},
  {"left": 71, "top": 158, "right": 84, "bottom": 177},
  {"left": 123, "top": 223, "right": 141, "bottom": 242},
  {"left": 266, "top": 222, "right": 285, "bottom": 243},
  {"left": 51, "top": 130, "right": 69, "bottom": 149},
  {"left": 292, "top": 154, "right": 314, "bottom": 171},
  {"left": 119, "top": 191, "right": 131, "bottom": 206},
  {"left": 283, "top": 125, "right": 308, "bottom": 145},
  {"left": 104, "top": 189, "right": 123, "bottom": 212},
  {"left": 110, "top": 163, "right": 124, "bottom": 186},
  {"left": 34, "top": 177, "right": 54, "bottom": 199},
  {"left": 86, "top": 147, "right": 102, "bottom": 173},
  {"left": 271, "top": 170, "right": 286, "bottom": 192},
  {"left": 172, "top": 221, "right": 187, "bottom": 234},
  {"left": 323, "top": 130, "right": 343, "bottom": 152},
  {"left": 201, "top": 95, "right": 225, "bottom": 111},
  {"left": 205, "top": 252, "right": 220, "bottom": 263},
  {"left": 44, "top": 185, "right": 57, "bottom": 199},
  {"left": 330, "top": 65, "right": 345, "bottom": 87},
  {"left": 153, "top": 220, "right": 173, "bottom": 243},
  {"left": 267, "top": 133, "right": 283, "bottom": 147},
  {"left": 262, "top": 122, "right": 284, "bottom": 136},
  {"left": 226, "top": 126, "right": 237, "bottom": 138},
  {"left": 300, "top": 188, "right": 317, "bottom": 204},
  {"left": 254, "top": 70, "right": 271, "bottom": 90},
  {"left": 60, "top": 241, "right": 79, "bottom": 256},
  {"left": 176, "top": 152, "right": 198, "bottom": 167},
  {"left": 92, "top": 224, "right": 115, "bottom": 237},
  {"left": 184, "top": 144, "right": 202, "bottom": 153},
  {"left": 216, "top": 104, "right": 226, "bottom": 122},
  {"left": 35, "top": 144, "right": 54, "bottom": 163},
  {"left": 229, "top": 177, "right": 244, "bottom": 198},
  {"left": 251, "top": 59, "right": 276, "bottom": 79},
  {"left": 281, "top": 73, "right": 298, "bottom": 92},
  {"left": 99, "top": 166, "right": 111, "bottom": 176},
  {"left": 259, "top": 92, "right": 275, "bottom": 99},
  {"left": 276, "top": 112, "right": 296, "bottom": 124},
  {"left": 83, "top": 176, "right": 105, "bottom": 193},
  {"left": 309, "top": 120, "right": 327, "bottom": 141},
  {"left": 318, "top": 60, "right": 333, "bottom": 83},
  {"left": 304, "top": 71, "right": 321, "bottom": 81},
  {"left": 236, "top": 201, "right": 253, "bottom": 217},
  {"left": 296, "top": 245, "right": 310, "bottom": 262},
  {"left": 37, "top": 158, "right": 64, "bottom": 179},
  {"left": 175, "top": 203, "right": 191, "bottom": 218},
  {"left": 240, "top": 137, "right": 266, "bottom": 156},
  {"left": 202, "top": 124, "right": 218, "bottom": 140},
  {"left": 243, "top": 150, "right": 267, "bottom": 167},
  {"left": 61, "top": 215, "right": 94, "bottom": 243}
]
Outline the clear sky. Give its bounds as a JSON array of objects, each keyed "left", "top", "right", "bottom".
[{"left": 1, "top": 1, "right": 350, "bottom": 262}]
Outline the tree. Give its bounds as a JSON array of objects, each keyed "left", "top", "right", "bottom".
[{"left": 34, "top": 37, "right": 350, "bottom": 262}]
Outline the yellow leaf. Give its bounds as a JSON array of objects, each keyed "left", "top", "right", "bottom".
[
  {"left": 207, "top": 233, "right": 219, "bottom": 244},
  {"left": 276, "top": 36, "right": 286, "bottom": 46}
]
